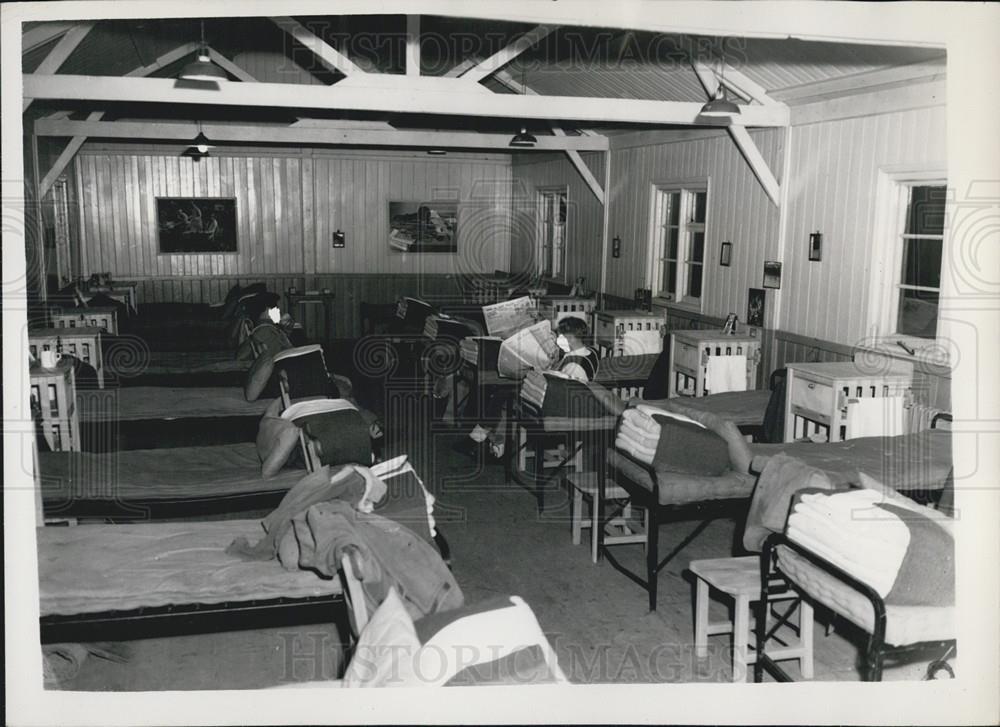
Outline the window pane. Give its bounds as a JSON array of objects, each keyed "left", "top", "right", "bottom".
[
  {"left": 687, "top": 263, "right": 702, "bottom": 298},
  {"left": 905, "top": 185, "right": 946, "bottom": 236},
  {"left": 692, "top": 192, "right": 707, "bottom": 223},
  {"left": 691, "top": 232, "right": 705, "bottom": 263},
  {"left": 666, "top": 262, "right": 677, "bottom": 295},
  {"left": 897, "top": 287, "right": 939, "bottom": 338},
  {"left": 901, "top": 237, "right": 943, "bottom": 289},
  {"left": 667, "top": 227, "right": 679, "bottom": 259},
  {"left": 667, "top": 193, "right": 680, "bottom": 225},
  {"left": 557, "top": 195, "right": 567, "bottom": 224}
]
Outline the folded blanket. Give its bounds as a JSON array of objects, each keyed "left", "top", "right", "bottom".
[
  {"left": 742, "top": 453, "right": 841, "bottom": 552},
  {"left": 786, "top": 486, "right": 955, "bottom": 606}
]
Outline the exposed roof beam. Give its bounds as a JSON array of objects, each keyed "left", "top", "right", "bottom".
[
  {"left": 406, "top": 15, "right": 420, "bottom": 77},
  {"left": 443, "top": 57, "right": 478, "bottom": 78},
  {"left": 24, "top": 74, "right": 791, "bottom": 126},
  {"left": 692, "top": 65, "right": 782, "bottom": 206},
  {"left": 460, "top": 24, "right": 555, "bottom": 83},
  {"left": 492, "top": 68, "right": 599, "bottom": 137},
  {"left": 290, "top": 118, "right": 395, "bottom": 131},
  {"left": 770, "top": 59, "right": 947, "bottom": 103},
  {"left": 33, "top": 119, "right": 612, "bottom": 152},
  {"left": 271, "top": 16, "right": 365, "bottom": 76},
  {"left": 23, "top": 22, "right": 93, "bottom": 111},
  {"left": 206, "top": 48, "right": 257, "bottom": 82},
  {"left": 36, "top": 42, "right": 202, "bottom": 198},
  {"left": 22, "top": 22, "right": 75, "bottom": 54}
]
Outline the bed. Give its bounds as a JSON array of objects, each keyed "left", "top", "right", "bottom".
[{"left": 38, "top": 456, "right": 440, "bottom": 643}]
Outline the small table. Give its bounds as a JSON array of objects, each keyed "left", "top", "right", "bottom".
[
  {"left": 29, "top": 326, "right": 105, "bottom": 388},
  {"left": 593, "top": 309, "right": 666, "bottom": 358},
  {"left": 668, "top": 329, "right": 761, "bottom": 397},
  {"left": 784, "top": 361, "right": 913, "bottom": 442},
  {"left": 51, "top": 306, "right": 119, "bottom": 336},
  {"left": 83, "top": 281, "right": 138, "bottom": 315}
]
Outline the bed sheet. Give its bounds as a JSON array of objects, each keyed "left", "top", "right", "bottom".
[
  {"left": 143, "top": 351, "right": 248, "bottom": 375},
  {"left": 78, "top": 387, "right": 271, "bottom": 422},
  {"left": 640, "top": 389, "right": 772, "bottom": 427},
  {"left": 750, "top": 429, "right": 952, "bottom": 493},
  {"left": 38, "top": 519, "right": 342, "bottom": 616},
  {"left": 39, "top": 443, "right": 303, "bottom": 503}
]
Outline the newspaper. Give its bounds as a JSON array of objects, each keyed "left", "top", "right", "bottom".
[{"left": 482, "top": 295, "right": 537, "bottom": 338}]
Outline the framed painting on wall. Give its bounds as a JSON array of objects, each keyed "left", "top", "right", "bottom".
[
  {"left": 388, "top": 201, "right": 458, "bottom": 253},
  {"left": 157, "top": 197, "right": 238, "bottom": 253},
  {"left": 747, "top": 287, "right": 766, "bottom": 327}
]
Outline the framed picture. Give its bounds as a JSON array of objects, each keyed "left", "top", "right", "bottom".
[
  {"left": 763, "top": 261, "right": 782, "bottom": 289},
  {"left": 808, "top": 232, "right": 823, "bottom": 262},
  {"left": 719, "top": 241, "right": 732, "bottom": 267},
  {"left": 157, "top": 197, "right": 237, "bottom": 253},
  {"left": 388, "top": 201, "right": 458, "bottom": 253},
  {"left": 747, "top": 288, "right": 766, "bottom": 327}
]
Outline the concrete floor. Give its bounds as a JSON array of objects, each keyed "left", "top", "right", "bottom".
[{"left": 52, "top": 369, "right": 940, "bottom": 690}]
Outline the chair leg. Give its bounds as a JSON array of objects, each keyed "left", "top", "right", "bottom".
[
  {"left": 646, "top": 505, "right": 660, "bottom": 612},
  {"left": 732, "top": 594, "right": 750, "bottom": 682},
  {"left": 534, "top": 439, "right": 545, "bottom": 514},
  {"left": 799, "top": 600, "right": 815, "bottom": 679},
  {"left": 571, "top": 486, "right": 583, "bottom": 546},
  {"left": 694, "top": 578, "right": 710, "bottom": 659},
  {"left": 589, "top": 492, "right": 600, "bottom": 564}
]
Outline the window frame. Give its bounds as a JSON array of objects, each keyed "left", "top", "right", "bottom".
[
  {"left": 869, "top": 166, "right": 948, "bottom": 350},
  {"left": 647, "top": 179, "right": 710, "bottom": 311},
  {"left": 535, "top": 186, "right": 569, "bottom": 284}
]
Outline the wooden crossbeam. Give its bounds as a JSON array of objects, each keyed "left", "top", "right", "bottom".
[
  {"left": 206, "top": 48, "right": 257, "bottom": 82},
  {"left": 691, "top": 63, "right": 782, "bottom": 206},
  {"left": 22, "top": 22, "right": 75, "bottom": 54},
  {"left": 37, "top": 42, "right": 201, "bottom": 198},
  {"left": 23, "top": 74, "right": 791, "bottom": 126},
  {"left": 271, "top": 16, "right": 364, "bottom": 76},
  {"left": 23, "top": 22, "right": 93, "bottom": 111},
  {"left": 33, "top": 118, "right": 612, "bottom": 152},
  {"left": 460, "top": 25, "right": 555, "bottom": 84}
]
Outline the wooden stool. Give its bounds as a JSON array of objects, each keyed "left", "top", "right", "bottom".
[
  {"left": 566, "top": 472, "right": 646, "bottom": 564},
  {"left": 689, "top": 555, "right": 813, "bottom": 682}
]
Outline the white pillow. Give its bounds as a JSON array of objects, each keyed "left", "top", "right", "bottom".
[{"left": 342, "top": 588, "right": 421, "bottom": 688}]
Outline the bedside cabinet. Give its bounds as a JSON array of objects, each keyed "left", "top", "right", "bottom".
[
  {"left": 29, "top": 358, "right": 80, "bottom": 452},
  {"left": 29, "top": 326, "right": 105, "bottom": 388},
  {"left": 592, "top": 310, "right": 666, "bottom": 358},
  {"left": 51, "top": 306, "right": 118, "bottom": 335},
  {"left": 668, "top": 329, "right": 761, "bottom": 397}
]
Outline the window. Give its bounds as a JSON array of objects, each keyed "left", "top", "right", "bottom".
[
  {"left": 896, "top": 184, "right": 946, "bottom": 338},
  {"left": 649, "top": 185, "right": 708, "bottom": 307},
  {"left": 871, "top": 171, "right": 947, "bottom": 344},
  {"left": 537, "top": 188, "right": 567, "bottom": 280}
]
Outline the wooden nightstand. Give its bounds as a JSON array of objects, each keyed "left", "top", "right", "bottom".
[
  {"left": 29, "top": 327, "right": 104, "bottom": 388},
  {"left": 784, "top": 362, "right": 913, "bottom": 443},
  {"left": 592, "top": 310, "right": 666, "bottom": 357},
  {"left": 30, "top": 358, "right": 80, "bottom": 452},
  {"left": 51, "top": 306, "right": 118, "bottom": 335},
  {"left": 668, "top": 329, "right": 761, "bottom": 397}
]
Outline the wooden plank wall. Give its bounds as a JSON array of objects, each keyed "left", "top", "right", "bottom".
[
  {"left": 602, "top": 128, "right": 784, "bottom": 318},
  {"left": 510, "top": 151, "right": 606, "bottom": 287},
  {"left": 779, "top": 97, "right": 946, "bottom": 345},
  {"left": 73, "top": 145, "right": 512, "bottom": 280}
]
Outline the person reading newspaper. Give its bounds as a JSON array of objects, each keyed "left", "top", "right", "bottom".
[{"left": 454, "top": 316, "right": 599, "bottom": 459}]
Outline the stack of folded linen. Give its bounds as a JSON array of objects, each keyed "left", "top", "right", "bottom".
[
  {"left": 786, "top": 488, "right": 912, "bottom": 597},
  {"left": 520, "top": 370, "right": 548, "bottom": 410},
  {"left": 423, "top": 315, "right": 439, "bottom": 341},
  {"left": 615, "top": 407, "right": 661, "bottom": 465}
]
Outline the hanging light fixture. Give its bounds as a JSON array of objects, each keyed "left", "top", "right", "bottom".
[
  {"left": 699, "top": 40, "right": 741, "bottom": 119},
  {"left": 510, "top": 62, "right": 538, "bottom": 147},
  {"left": 510, "top": 127, "right": 538, "bottom": 147},
  {"left": 179, "top": 20, "right": 227, "bottom": 82},
  {"left": 186, "top": 121, "right": 213, "bottom": 158}
]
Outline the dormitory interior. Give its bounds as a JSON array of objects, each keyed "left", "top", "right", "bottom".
[{"left": 15, "top": 10, "right": 969, "bottom": 692}]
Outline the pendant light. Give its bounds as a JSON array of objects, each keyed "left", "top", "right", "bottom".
[
  {"left": 187, "top": 121, "right": 213, "bottom": 158},
  {"left": 179, "top": 20, "right": 227, "bottom": 82},
  {"left": 699, "top": 40, "right": 740, "bottom": 119}
]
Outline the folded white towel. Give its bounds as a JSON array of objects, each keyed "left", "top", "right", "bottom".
[
  {"left": 634, "top": 404, "right": 706, "bottom": 429},
  {"left": 845, "top": 396, "right": 906, "bottom": 439},
  {"left": 705, "top": 354, "right": 747, "bottom": 394}
]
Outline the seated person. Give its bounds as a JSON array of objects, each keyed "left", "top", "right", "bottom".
[{"left": 454, "top": 316, "right": 599, "bottom": 459}]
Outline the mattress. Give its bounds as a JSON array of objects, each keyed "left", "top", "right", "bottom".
[
  {"left": 594, "top": 353, "right": 658, "bottom": 386},
  {"left": 78, "top": 386, "right": 272, "bottom": 422},
  {"left": 37, "top": 519, "right": 342, "bottom": 616},
  {"left": 39, "top": 442, "right": 303, "bottom": 505},
  {"left": 750, "top": 429, "right": 952, "bottom": 493},
  {"left": 143, "top": 351, "right": 248, "bottom": 376},
  {"left": 641, "top": 389, "right": 773, "bottom": 427}
]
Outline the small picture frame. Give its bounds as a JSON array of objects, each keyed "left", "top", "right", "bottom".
[
  {"left": 722, "top": 312, "right": 738, "bottom": 334},
  {"left": 747, "top": 288, "right": 766, "bottom": 327},
  {"left": 763, "top": 261, "right": 782, "bottom": 289},
  {"left": 808, "top": 232, "right": 822, "bottom": 262},
  {"left": 719, "top": 241, "right": 732, "bottom": 267}
]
